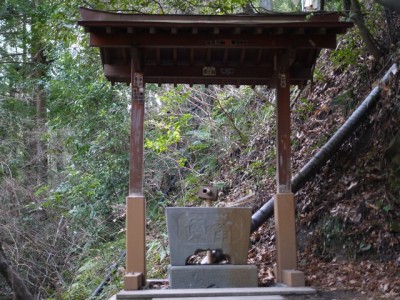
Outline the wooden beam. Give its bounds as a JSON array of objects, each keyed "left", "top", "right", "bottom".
[
  {"left": 273, "top": 27, "right": 284, "bottom": 35},
  {"left": 122, "top": 48, "right": 128, "bottom": 63},
  {"left": 239, "top": 48, "right": 246, "bottom": 65},
  {"left": 103, "top": 64, "right": 311, "bottom": 82},
  {"left": 278, "top": 48, "right": 297, "bottom": 73},
  {"left": 143, "top": 77, "right": 283, "bottom": 86},
  {"left": 89, "top": 32, "right": 337, "bottom": 49},
  {"left": 156, "top": 48, "right": 161, "bottom": 65},
  {"left": 79, "top": 7, "right": 346, "bottom": 24},
  {"left": 173, "top": 48, "right": 178, "bottom": 65},
  {"left": 206, "top": 48, "right": 211, "bottom": 64},
  {"left": 223, "top": 48, "right": 229, "bottom": 64},
  {"left": 253, "top": 27, "right": 263, "bottom": 35},
  {"left": 105, "top": 78, "right": 307, "bottom": 87},
  {"left": 256, "top": 48, "right": 263, "bottom": 65},
  {"left": 100, "top": 48, "right": 110, "bottom": 64},
  {"left": 190, "top": 48, "right": 195, "bottom": 65},
  {"left": 292, "top": 28, "right": 305, "bottom": 35}
]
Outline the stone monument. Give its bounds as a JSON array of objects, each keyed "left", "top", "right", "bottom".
[{"left": 166, "top": 187, "right": 258, "bottom": 288}]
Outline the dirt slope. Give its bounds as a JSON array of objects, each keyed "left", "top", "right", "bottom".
[{"left": 242, "top": 21, "right": 400, "bottom": 300}]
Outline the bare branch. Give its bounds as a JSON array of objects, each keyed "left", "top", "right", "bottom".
[{"left": 0, "top": 239, "right": 34, "bottom": 300}]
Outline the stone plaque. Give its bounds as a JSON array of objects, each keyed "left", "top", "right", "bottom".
[{"left": 166, "top": 207, "right": 252, "bottom": 266}]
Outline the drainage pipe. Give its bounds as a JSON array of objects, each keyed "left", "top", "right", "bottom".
[
  {"left": 89, "top": 250, "right": 126, "bottom": 299},
  {"left": 250, "top": 63, "right": 398, "bottom": 233}
]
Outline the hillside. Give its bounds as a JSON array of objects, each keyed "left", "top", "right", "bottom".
[{"left": 223, "top": 22, "right": 400, "bottom": 300}]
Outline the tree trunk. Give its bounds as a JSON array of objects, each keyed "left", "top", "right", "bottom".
[
  {"left": 33, "top": 47, "right": 48, "bottom": 184},
  {"left": 350, "top": 0, "right": 383, "bottom": 59},
  {"left": 31, "top": 0, "right": 48, "bottom": 184},
  {"left": 384, "top": 7, "right": 397, "bottom": 43},
  {"left": 0, "top": 240, "right": 34, "bottom": 300}
]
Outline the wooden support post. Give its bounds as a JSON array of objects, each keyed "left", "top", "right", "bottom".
[
  {"left": 129, "top": 91, "right": 144, "bottom": 194},
  {"left": 274, "top": 63, "right": 304, "bottom": 286},
  {"left": 129, "top": 50, "right": 144, "bottom": 195},
  {"left": 125, "top": 48, "right": 146, "bottom": 290},
  {"left": 275, "top": 69, "right": 291, "bottom": 194}
]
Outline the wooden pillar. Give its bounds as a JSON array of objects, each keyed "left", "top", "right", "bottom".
[
  {"left": 125, "top": 48, "right": 146, "bottom": 290},
  {"left": 275, "top": 70, "right": 292, "bottom": 194},
  {"left": 274, "top": 64, "right": 304, "bottom": 286}
]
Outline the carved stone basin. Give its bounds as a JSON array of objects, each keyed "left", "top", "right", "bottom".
[{"left": 166, "top": 207, "right": 252, "bottom": 266}]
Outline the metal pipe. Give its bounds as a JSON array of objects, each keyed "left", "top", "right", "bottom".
[
  {"left": 251, "top": 63, "right": 398, "bottom": 232},
  {"left": 202, "top": 188, "right": 212, "bottom": 195},
  {"left": 89, "top": 250, "right": 126, "bottom": 299}
]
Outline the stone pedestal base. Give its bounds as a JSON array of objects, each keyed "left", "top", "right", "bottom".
[
  {"left": 274, "top": 193, "right": 298, "bottom": 283},
  {"left": 125, "top": 195, "right": 146, "bottom": 289},
  {"left": 124, "top": 272, "right": 143, "bottom": 290},
  {"left": 168, "top": 265, "right": 258, "bottom": 289},
  {"left": 282, "top": 269, "right": 305, "bottom": 287}
]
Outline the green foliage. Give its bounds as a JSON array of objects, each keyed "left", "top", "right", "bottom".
[
  {"left": 316, "top": 216, "right": 359, "bottom": 259},
  {"left": 360, "top": 0, "right": 384, "bottom": 37},
  {"left": 248, "top": 160, "right": 266, "bottom": 177},
  {"left": 45, "top": 47, "right": 131, "bottom": 237},
  {"left": 313, "top": 67, "right": 325, "bottom": 82},
  {"left": 271, "top": 0, "right": 301, "bottom": 12},
  {"left": 330, "top": 35, "right": 363, "bottom": 69},
  {"left": 296, "top": 97, "right": 315, "bottom": 121},
  {"left": 323, "top": 0, "right": 343, "bottom": 11},
  {"left": 147, "top": 233, "right": 169, "bottom": 278},
  {"left": 145, "top": 113, "right": 192, "bottom": 153},
  {"left": 147, "top": 192, "right": 169, "bottom": 221},
  {"left": 62, "top": 238, "right": 125, "bottom": 299},
  {"left": 0, "top": 98, "right": 34, "bottom": 180},
  {"left": 331, "top": 90, "right": 357, "bottom": 116}
]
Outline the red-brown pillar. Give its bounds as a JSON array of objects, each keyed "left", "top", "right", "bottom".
[
  {"left": 274, "top": 67, "right": 304, "bottom": 286},
  {"left": 275, "top": 70, "right": 292, "bottom": 194},
  {"left": 125, "top": 48, "right": 146, "bottom": 290}
]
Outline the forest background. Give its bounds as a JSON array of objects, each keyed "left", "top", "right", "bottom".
[{"left": 1, "top": 0, "right": 399, "bottom": 299}]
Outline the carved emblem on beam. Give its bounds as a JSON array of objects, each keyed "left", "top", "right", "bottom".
[
  {"left": 133, "top": 73, "right": 144, "bottom": 102},
  {"left": 202, "top": 66, "right": 216, "bottom": 76}
]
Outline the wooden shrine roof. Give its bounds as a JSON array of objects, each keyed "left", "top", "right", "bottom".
[{"left": 78, "top": 7, "right": 352, "bottom": 86}]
